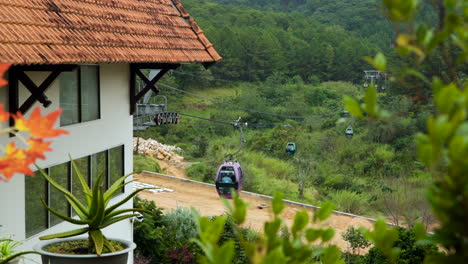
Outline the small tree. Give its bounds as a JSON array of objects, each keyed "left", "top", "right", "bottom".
[{"left": 342, "top": 226, "right": 371, "bottom": 255}]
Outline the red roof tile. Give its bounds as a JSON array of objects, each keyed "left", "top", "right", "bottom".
[{"left": 0, "top": 0, "right": 221, "bottom": 65}]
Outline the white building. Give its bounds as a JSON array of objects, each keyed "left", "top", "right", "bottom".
[{"left": 0, "top": 1, "right": 220, "bottom": 263}]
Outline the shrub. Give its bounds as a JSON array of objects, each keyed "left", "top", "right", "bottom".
[
  {"left": 186, "top": 162, "right": 216, "bottom": 182},
  {"left": 133, "top": 197, "right": 168, "bottom": 264},
  {"left": 163, "top": 207, "right": 199, "bottom": 243},
  {"left": 324, "top": 173, "right": 353, "bottom": 190},
  {"left": 329, "top": 190, "right": 366, "bottom": 215},
  {"left": 361, "top": 227, "right": 439, "bottom": 264},
  {"left": 217, "top": 215, "right": 258, "bottom": 264},
  {"left": 342, "top": 226, "right": 370, "bottom": 255}
]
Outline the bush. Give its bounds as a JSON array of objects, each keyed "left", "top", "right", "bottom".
[
  {"left": 217, "top": 215, "right": 258, "bottom": 264},
  {"left": 163, "top": 207, "right": 199, "bottom": 243},
  {"left": 186, "top": 162, "right": 216, "bottom": 182},
  {"left": 134, "top": 154, "right": 161, "bottom": 173},
  {"left": 324, "top": 173, "right": 353, "bottom": 190},
  {"left": 134, "top": 198, "right": 202, "bottom": 264},
  {"left": 361, "top": 227, "right": 439, "bottom": 264},
  {"left": 133, "top": 197, "right": 167, "bottom": 264},
  {"left": 329, "top": 190, "right": 366, "bottom": 215}
]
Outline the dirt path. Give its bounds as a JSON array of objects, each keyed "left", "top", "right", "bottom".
[{"left": 135, "top": 172, "right": 375, "bottom": 252}]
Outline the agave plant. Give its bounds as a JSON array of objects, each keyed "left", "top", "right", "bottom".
[
  {"left": 0, "top": 238, "right": 38, "bottom": 264},
  {"left": 35, "top": 158, "right": 153, "bottom": 255}
]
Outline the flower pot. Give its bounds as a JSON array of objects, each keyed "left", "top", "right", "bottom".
[{"left": 33, "top": 238, "right": 136, "bottom": 264}]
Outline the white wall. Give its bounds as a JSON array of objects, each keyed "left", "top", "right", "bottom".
[{"left": 0, "top": 63, "right": 134, "bottom": 263}]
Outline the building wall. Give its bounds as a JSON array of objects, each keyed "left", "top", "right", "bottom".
[{"left": 0, "top": 63, "right": 135, "bottom": 264}]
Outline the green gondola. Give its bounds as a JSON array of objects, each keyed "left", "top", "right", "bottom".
[{"left": 286, "top": 142, "right": 296, "bottom": 155}]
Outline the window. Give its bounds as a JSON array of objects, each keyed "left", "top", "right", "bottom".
[
  {"left": 60, "top": 65, "right": 100, "bottom": 126},
  {"left": 25, "top": 145, "right": 125, "bottom": 237}
]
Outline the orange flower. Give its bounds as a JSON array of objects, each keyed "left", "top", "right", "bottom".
[
  {"left": 25, "top": 138, "right": 52, "bottom": 161},
  {"left": 14, "top": 107, "right": 69, "bottom": 138},
  {"left": 0, "top": 63, "right": 10, "bottom": 87},
  {"left": 0, "top": 105, "right": 9, "bottom": 122},
  {"left": 0, "top": 142, "right": 34, "bottom": 181}
]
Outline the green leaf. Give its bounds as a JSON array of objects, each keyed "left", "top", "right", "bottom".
[
  {"left": 34, "top": 164, "right": 88, "bottom": 217},
  {"left": 89, "top": 230, "right": 104, "bottom": 255},
  {"left": 321, "top": 228, "right": 335, "bottom": 242},
  {"left": 262, "top": 248, "right": 286, "bottom": 264},
  {"left": 104, "top": 173, "right": 133, "bottom": 203},
  {"left": 40, "top": 199, "right": 91, "bottom": 225},
  {"left": 365, "top": 52, "right": 387, "bottom": 72},
  {"left": 435, "top": 83, "right": 461, "bottom": 114},
  {"left": 364, "top": 219, "right": 400, "bottom": 261},
  {"left": 89, "top": 187, "right": 105, "bottom": 228},
  {"left": 291, "top": 210, "right": 309, "bottom": 236},
  {"left": 272, "top": 192, "right": 285, "bottom": 216},
  {"left": 305, "top": 228, "right": 322, "bottom": 242},
  {"left": 344, "top": 96, "right": 364, "bottom": 119},
  {"left": 264, "top": 218, "right": 282, "bottom": 240},
  {"left": 199, "top": 216, "right": 226, "bottom": 244},
  {"left": 232, "top": 194, "right": 248, "bottom": 225},
  {"left": 104, "top": 188, "right": 153, "bottom": 215},
  {"left": 103, "top": 239, "right": 116, "bottom": 252},
  {"left": 413, "top": 222, "right": 428, "bottom": 241},
  {"left": 0, "top": 251, "right": 39, "bottom": 264},
  {"left": 321, "top": 245, "right": 344, "bottom": 264},
  {"left": 39, "top": 227, "right": 89, "bottom": 240},
  {"left": 101, "top": 214, "right": 138, "bottom": 229},
  {"left": 213, "top": 241, "right": 235, "bottom": 264},
  {"left": 314, "top": 202, "right": 334, "bottom": 222},
  {"left": 64, "top": 195, "right": 88, "bottom": 220},
  {"left": 364, "top": 84, "right": 377, "bottom": 117},
  {"left": 70, "top": 156, "right": 92, "bottom": 201}
]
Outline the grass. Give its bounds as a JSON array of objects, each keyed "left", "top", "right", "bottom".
[{"left": 134, "top": 154, "right": 161, "bottom": 173}]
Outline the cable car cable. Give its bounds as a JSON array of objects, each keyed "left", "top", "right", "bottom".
[{"left": 159, "top": 83, "right": 307, "bottom": 119}]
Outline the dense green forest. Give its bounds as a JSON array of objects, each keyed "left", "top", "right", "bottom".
[
  {"left": 135, "top": 0, "right": 464, "bottom": 227},
  {"left": 132, "top": 0, "right": 468, "bottom": 263}
]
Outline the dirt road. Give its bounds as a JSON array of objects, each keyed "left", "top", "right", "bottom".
[{"left": 135, "top": 172, "right": 376, "bottom": 252}]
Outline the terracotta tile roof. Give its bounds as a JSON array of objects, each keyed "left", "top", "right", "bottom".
[{"left": 0, "top": 0, "right": 221, "bottom": 65}]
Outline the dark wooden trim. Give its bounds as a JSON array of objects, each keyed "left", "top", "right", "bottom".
[
  {"left": 77, "top": 66, "right": 82, "bottom": 123},
  {"left": 8, "top": 64, "right": 78, "bottom": 118},
  {"left": 121, "top": 145, "right": 125, "bottom": 193},
  {"left": 8, "top": 67, "right": 18, "bottom": 128},
  {"left": 134, "top": 69, "right": 168, "bottom": 100},
  {"left": 129, "top": 64, "right": 137, "bottom": 115},
  {"left": 129, "top": 63, "right": 180, "bottom": 114},
  {"left": 14, "top": 64, "right": 77, "bottom": 72},
  {"left": 17, "top": 70, "right": 60, "bottom": 113},
  {"left": 131, "top": 63, "right": 180, "bottom": 70},
  {"left": 96, "top": 65, "right": 101, "bottom": 120},
  {"left": 106, "top": 149, "right": 110, "bottom": 190},
  {"left": 87, "top": 155, "right": 92, "bottom": 188}
]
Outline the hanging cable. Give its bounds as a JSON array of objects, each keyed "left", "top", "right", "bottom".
[
  {"left": 170, "top": 70, "right": 238, "bottom": 84},
  {"left": 178, "top": 112, "right": 334, "bottom": 128},
  {"left": 159, "top": 83, "right": 308, "bottom": 119},
  {"left": 178, "top": 113, "right": 232, "bottom": 125}
]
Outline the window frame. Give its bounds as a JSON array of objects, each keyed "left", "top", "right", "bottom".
[
  {"left": 25, "top": 144, "right": 125, "bottom": 238},
  {"left": 60, "top": 64, "right": 101, "bottom": 126}
]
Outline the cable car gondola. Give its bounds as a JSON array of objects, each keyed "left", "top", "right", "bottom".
[
  {"left": 286, "top": 142, "right": 296, "bottom": 155},
  {"left": 215, "top": 161, "right": 244, "bottom": 199},
  {"left": 345, "top": 126, "right": 353, "bottom": 138}
]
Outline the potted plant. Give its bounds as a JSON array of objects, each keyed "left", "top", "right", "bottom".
[
  {"left": 0, "top": 238, "right": 38, "bottom": 264},
  {"left": 33, "top": 159, "right": 153, "bottom": 264}
]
